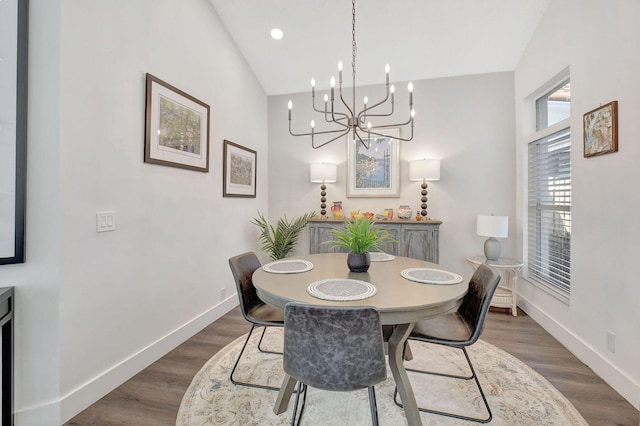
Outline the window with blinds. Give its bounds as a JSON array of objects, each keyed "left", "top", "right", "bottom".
[{"left": 527, "top": 128, "right": 571, "bottom": 293}]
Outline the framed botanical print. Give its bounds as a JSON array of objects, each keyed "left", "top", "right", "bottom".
[
  {"left": 346, "top": 128, "right": 400, "bottom": 197},
  {"left": 144, "top": 73, "right": 210, "bottom": 172},
  {"left": 583, "top": 100, "right": 618, "bottom": 158},
  {"left": 223, "top": 140, "right": 257, "bottom": 198}
]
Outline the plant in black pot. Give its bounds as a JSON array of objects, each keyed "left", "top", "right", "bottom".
[{"left": 328, "top": 217, "right": 394, "bottom": 272}]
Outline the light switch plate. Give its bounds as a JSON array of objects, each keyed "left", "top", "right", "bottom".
[{"left": 96, "top": 211, "right": 116, "bottom": 232}]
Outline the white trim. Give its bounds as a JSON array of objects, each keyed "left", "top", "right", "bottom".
[
  {"left": 523, "top": 118, "right": 571, "bottom": 145},
  {"left": 522, "top": 274, "right": 570, "bottom": 305},
  {"left": 518, "top": 295, "right": 640, "bottom": 408},
  {"left": 12, "top": 297, "right": 239, "bottom": 425}
]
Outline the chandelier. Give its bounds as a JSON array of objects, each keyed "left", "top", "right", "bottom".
[{"left": 287, "top": 0, "right": 415, "bottom": 149}]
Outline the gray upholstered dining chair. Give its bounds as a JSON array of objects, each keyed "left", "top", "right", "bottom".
[
  {"left": 394, "top": 263, "right": 501, "bottom": 423},
  {"left": 228, "top": 252, "right": 284, "bottom": 391},
  {"left": 283, "top": 302, "right": 387, "bottom": 426}
]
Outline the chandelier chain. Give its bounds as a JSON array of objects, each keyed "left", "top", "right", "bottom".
[{"left": 351, "top": 0, "right": 357, "bottom": 81}]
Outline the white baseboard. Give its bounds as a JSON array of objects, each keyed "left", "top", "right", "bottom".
[
  {"left": 518, "top": 295, "right": 640, "bottom": 409},
  {"left": 14, "top": 297, "right": 238, "bottom": 425}
]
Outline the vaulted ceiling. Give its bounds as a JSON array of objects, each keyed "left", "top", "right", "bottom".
[{"left": 209, "top": 0, "right": 550, "bottom": 96}]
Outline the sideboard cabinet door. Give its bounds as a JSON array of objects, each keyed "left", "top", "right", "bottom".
[{"left": 402, "top": 224, "right": 440, "bottom": 264}]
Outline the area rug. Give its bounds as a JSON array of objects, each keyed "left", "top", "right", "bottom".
[{"left": 177, "top": 328, "right": 587, "bottom": 425}]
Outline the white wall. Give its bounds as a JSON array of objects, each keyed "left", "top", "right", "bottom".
[
  {"left": 268, "top": 72, "right": 516, "bottom": 278},
  {"left": 514, "top": 0, "right": 640, "bottom": 408},
  {"left": 0, "top": 0, "right": 268, "bottom": 424}
]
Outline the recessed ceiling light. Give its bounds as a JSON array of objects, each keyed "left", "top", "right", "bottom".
[{"left": 270, "top": 28, "right": 283, "bottom": 40}]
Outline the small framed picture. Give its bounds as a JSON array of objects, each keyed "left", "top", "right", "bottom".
[
  {"left": 346, "top": 128, "right": 400, "bottom": 197},
  {"left": 144, "top": 73, "right": 210, "bottom": 172},
  {"left": 223, "top": 140, "right": 257, "bottom": 198},
  {"left": 583, "top": 100, "right": 618, "bottom": 158}
]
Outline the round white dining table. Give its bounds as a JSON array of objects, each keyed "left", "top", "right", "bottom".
[{"left": 252, "top": 252, "right": 468, "bottom": 426}]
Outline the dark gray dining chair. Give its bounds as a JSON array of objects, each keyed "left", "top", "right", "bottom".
[
  {"left": 395, "top": 263, "right": 501, "bottom": 423},
  {"left": 228, "top": 252, "right": 284, "bottom": 391},
  {"left": 283, "top": 302, "right": 387, "bottom": 426}
]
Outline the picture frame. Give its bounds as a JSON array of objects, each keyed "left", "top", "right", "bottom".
[
  {"left": 583, "top": 100, "right": 618, "bottom": 158},
  {"left": 144, "top": 73, "right": 210, "bottom": 172},
  {"left": 347, "top": 128, "right": 400, "bottom": 197},
  {"left": 223, "top": 140, "right": 257, "bottom": 198},
  {"left": 0, "top": 0, "right": 28, "bottom": 264}
]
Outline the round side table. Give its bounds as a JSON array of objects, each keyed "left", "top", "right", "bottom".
[{"left": 466, "top": 256, "right": 524, "bottom": 316}]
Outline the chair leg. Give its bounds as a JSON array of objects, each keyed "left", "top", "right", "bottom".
[
  {"left": 367, "top": 386, "right": 379, "bottom": 426},
  {"left": 291, "top": 382, "right": 307, "bottom": 426},
  {"left": 257, "top": 325, "right": 283, "bottom": 355},
  {"left": 230, "top": 324, "right": 281, "bottom": 391},
  {"left": 394, "top": 346, "right": 492, "bottom": 423}
]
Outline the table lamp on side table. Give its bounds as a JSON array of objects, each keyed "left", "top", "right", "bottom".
[
  {"left": 310, "top": 162, "right": 337, "bottom": 218},
  {"left": 477, "top": 214, "right": 508, "bottom": 261}
]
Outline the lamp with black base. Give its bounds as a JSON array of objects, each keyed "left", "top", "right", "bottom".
[
  {"left": 310, "top": 163, "right": 337, "bottom": 218},
  {"left": 409, "top": 159, "right": 440, "bottom": 219}
]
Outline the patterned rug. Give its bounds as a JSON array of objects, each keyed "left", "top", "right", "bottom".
[{"left": 177, "top": 328, "right": 587, "bottom": 425}]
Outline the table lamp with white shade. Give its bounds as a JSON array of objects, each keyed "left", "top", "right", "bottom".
[
  {"left": 310, "top": 162, "right": 337, "bottom": 218},
  {"left": 409, "top": 159, "right": 440, "bottom": 219},
  {"left": 477, "top": 214, "right": 509, "bottom": 261}
]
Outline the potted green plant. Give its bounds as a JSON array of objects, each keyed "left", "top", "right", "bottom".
[
  {"left": 327, "top": 217, "right": 394, "bottom": 272},
  {"left": 251, "top": 211, "right": 316, "bottom": 261}
]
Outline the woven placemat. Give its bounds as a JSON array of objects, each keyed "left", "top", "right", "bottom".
[
  {"left": 262, "top": 259, "right": 313, "bottom": 274},
  {"left": 401, "top": 268, "right": 463, "bottom": 285},
  {"left": 307, "top": 278, "right": 377, "bottom": 301}
]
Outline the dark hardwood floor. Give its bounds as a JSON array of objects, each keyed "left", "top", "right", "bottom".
[{"left": 66, "top": 306, "right": 639, "bottom": 426}]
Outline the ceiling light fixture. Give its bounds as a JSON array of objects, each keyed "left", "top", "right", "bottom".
[
  {"left": 287, "top": 0, "right": 415, "bottom": 149},
  {"left": 270, "top": 28, "right": 283, "bottom": 40}
]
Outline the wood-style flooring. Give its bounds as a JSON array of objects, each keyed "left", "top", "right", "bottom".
[{"left": 66, "top": 306, "right": 639, "bottom": 426}]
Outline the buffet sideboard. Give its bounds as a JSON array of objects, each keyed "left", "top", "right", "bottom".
[{"left": 308, "top": 218, "right": 441, "bottom": 263}]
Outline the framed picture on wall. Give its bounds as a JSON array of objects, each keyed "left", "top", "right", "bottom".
[
  {"left": 346, "top": 128, "right": 400, "bottom": 197},
  {"left": 223, "top": 140, "right": 257, "bottom": 198},
  {"left": 0, "top": 0, "right": 28, "bottom": 264},
  {"left": 144, "top": 73, "right": 211, "bottom": 172},
  {"left": 583, "top": 100, "right": 618, "bottom": 158}
]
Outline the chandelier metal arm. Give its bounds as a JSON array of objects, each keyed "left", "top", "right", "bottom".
[
  {"left": 351, "top": 129, "right": 371, "bottom": 149},
  {"left": 355, "top": 124, "right": 415, "bottom": 142},
  {"left": 311, "top": 128, "right": 351, "bottom": 149},
  {"left": 288, "top": 120, "right": 348, "bottom": 137},
  {"left": 357, "top": 98, "right": 395, "bottom": 123},
  {"left": 338, "top": 88, "right": 355, "bottom": 118}
]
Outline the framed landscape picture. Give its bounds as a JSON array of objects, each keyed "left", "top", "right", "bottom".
[
  {"left": 223, "top": 140, "right": 257, "bottom": 198},
  {"left": 583, "top": 100, "right": 618, "bottom": 158},
  {"left": 346, "top": 128, "right": 400, "bottom": 197},
  {"left": 144, "top": 73, "right": 210, "bottom": 172}
]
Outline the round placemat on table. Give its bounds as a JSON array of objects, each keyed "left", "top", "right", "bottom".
[
  {"left": 307, "top": 278, "right": 377, "bottom": 301},
  {"left": 401, "top": 268, "right": 463, "bottom": 285},
  {"left": 262, "top": 259, "right": 314, "bottom": 274},
  {"left": 369, "top": 252, "right": 395, "bottom": 262}
]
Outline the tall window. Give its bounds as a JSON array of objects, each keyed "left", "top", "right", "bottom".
[{"left": 527, "top": 79, "right": 571, "bottom": 295}]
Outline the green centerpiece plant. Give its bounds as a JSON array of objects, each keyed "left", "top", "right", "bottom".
[
  {"left": 328, "top": 217, "right": 394, "bottom": 272},
  {"left": 251, "top": 211, "right": 316, "bottom": 261}
]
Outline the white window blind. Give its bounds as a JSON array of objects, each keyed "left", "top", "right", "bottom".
[{"left": 527, "top": 128, "right": 571, "bottom": 293}]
